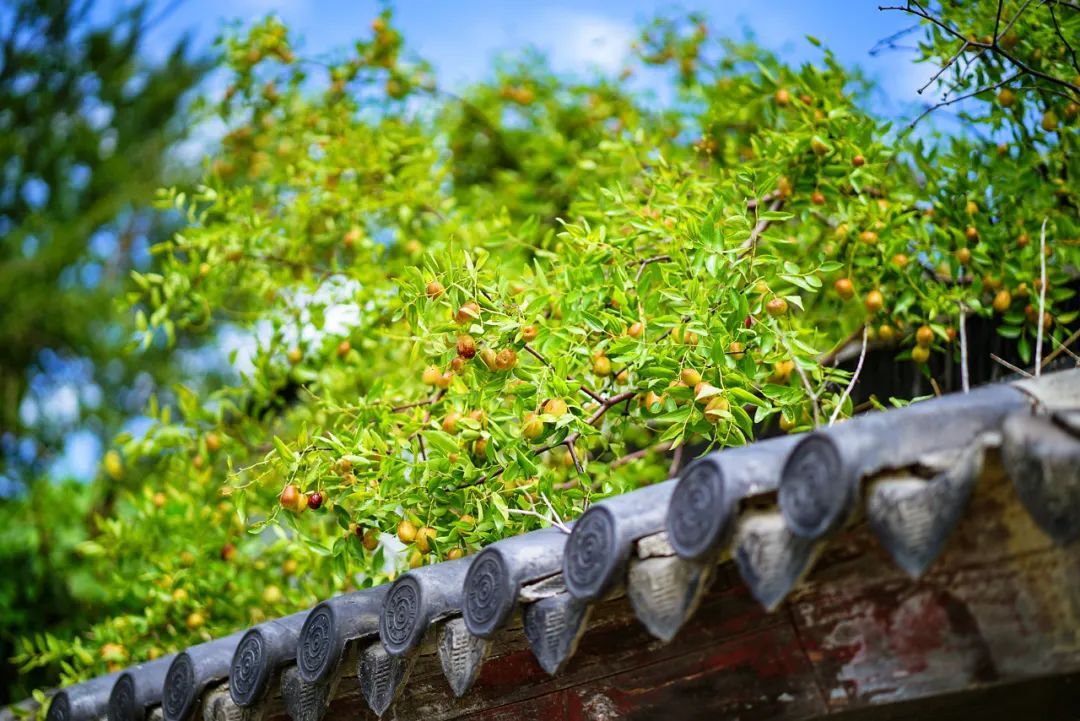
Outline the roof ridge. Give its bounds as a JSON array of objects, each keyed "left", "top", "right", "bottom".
[{"left": 26, "top": 368, "right": 1080, "bottom": 720}]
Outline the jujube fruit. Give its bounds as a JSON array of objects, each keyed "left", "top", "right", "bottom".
[
  {"left": 397, "top": 519, "right": 417, "bottom": 544},
  {"left": 765, "top": 297, "right": 788, "bottom": 316},
  {"left": 543, "top": 398, "right": 568, "bottom": 417},
  {"left": 456, "top": 334, "right": 477, "bottom": 359},
  {"left": 455, "top": 301, "right": 480, "bottom": 324},
  {"left": 916, "top": 325, "right": 934, "bottom": 347},
  {"left": 864, "top": 290, "right": 884, "bottom": 313}
]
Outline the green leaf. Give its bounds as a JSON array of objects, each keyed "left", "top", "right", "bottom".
[{"left": 273, "top": 436, "right": 297, "bottom": 463}]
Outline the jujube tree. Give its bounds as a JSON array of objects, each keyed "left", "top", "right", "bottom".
[{"left": 13, "top": 2, "right": 1078, "bottom": 698}]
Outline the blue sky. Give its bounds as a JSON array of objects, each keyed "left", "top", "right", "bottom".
[{"left": 96, "top": 1, "right": 932, "bottom": 116}]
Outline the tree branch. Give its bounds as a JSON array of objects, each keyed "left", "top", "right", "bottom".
[
  {"left": 829, "top": 326, "right": 868, "bottom": 426},
  {"left": 668, "top": 444, "right": 685, "bottom": 478},
  {"left": 1042, "top": 326, "right": 1080, "bottom": 368},
  {"left": 1035, "top": 218, "right": 1048, "bottom": 377},
  {"left": 1046, "top": 0, "right": 1080, "bottom": 78},
  {"left": 635, "top": 254, "right": 672, "bottom": 282},
  {"left": 523, "top": 343, "right": 605, "bottom": 404},
  {"left": 474, "top": 391, "right": 636, "bottom": 486},
  {"left": 738, "top": 197, "right": 785, "bottom": 259},
  {"left": 609, "top": 441, "right": 674, "bottom": 469},
  {"left": 881, "top": 2, "right": 1080, "bottom": 98},
  {"left": 906, "top": 72, "right": 1022, "bottom": 130}
]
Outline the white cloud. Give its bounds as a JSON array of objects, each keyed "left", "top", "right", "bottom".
[{"left": 542, "top": 11, "right": 635, "bottom": 74}]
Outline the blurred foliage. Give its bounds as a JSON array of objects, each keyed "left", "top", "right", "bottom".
[
  {"left": 0, "top": 0, "right": 207, "bottom": 704},
  {"left": 5, "top": 0, "right": 1080, "bottom": 711}
]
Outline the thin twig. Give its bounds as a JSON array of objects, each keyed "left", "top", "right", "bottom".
[
  {"left": 478, "top": 390, "right": 637, "bottom": 486},
  {"left": 610, "top": 442, "right": 674, "bottom": 469},
  {"left": 959, "top": 268, "right": 970, "bottom": 393},
  {"left": 1042, "top": 326, "right": 1080, "bottom": 368},
  {"left": 668, "top": 445, "right": 685, "bottom": 479},
  {"left": 919, "top": 39, "right": 971, "bottom": 95},
  {"left": 540, "top": 491, "right": 570, "bottom": 533},
  {"left": 566, "top": 442, "right": 584, "bottom": 474},
  {"left": 524, "top": 343, "right": 605, "bottom": 404},
  {"left": 818, "top": 323, "right": 868, "bottom": 367},
  {"left": 773, "top": 322, "right": 821, "bottom": 427},
  {"left": 829, "top": 326, "right": 868, "bottom": 426},
  {"left": 1047, "top": 0, "right": 1080, "bottom": 78},
  {"left": 508, "top": 506, "right": 570, "bottom": 533},
  {"left": 738, "top": 198, "right": 784, "bottom": 259},
  {"left": 408, "top": 389, "right": 446, "bottom": 452},
  {"left": 534, "top": 391, "right": 637, "bottom": 456},
  {"left": 934, "top": 0, "right": 1034, "bottom": 101},
  {"left": 906, "top": 72, "right": 1021, "bottom": 130},
  {"left": 991, "top": 353, "right": 1034, "bottom": 378},
  {"left": 881, "top": 3, "right": 1080, "bottom": 95},
  {"left": 635, "top": 255, "right": 672, "bottom": 282},
  {"left": 391, "top": 397, "right": 436, "bottom": 413},
  {"left": 1035, "top": 218, "right": 1048, "bottom": 377},
  {"left": 1050, "top": 335, "right": 1080, "bottom": 365},
  {"left": 869, "top": 23, "right": 922, "bottom": 56}
]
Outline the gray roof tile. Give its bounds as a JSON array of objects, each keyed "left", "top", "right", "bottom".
[{"left": 24, "top": 368, "right": 1080, "bottom": 720}]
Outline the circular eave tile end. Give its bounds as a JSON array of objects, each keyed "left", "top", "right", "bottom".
[
  {"left": 463, "top": 549, "right": 514, "bottom": 638},
  {"left": 297, "top": 602, "right": 340, "bottom": 684},
  {"left": 779, "top": 433, "right": 848, "bottom": 539},
  {"left": 46, "top": 692, "right": 71, "bottom": 721},
  {"left": 229, "top": 628, "right": 271, "bottom": 707},
  {"left": 380, "top": 574, "right": 425, "bottom": 656},
  {"left": 162, "top": 653, "right": 196, "bottom": 721},
  {"left": 108, "top": 673, "right": 137, "bottom": 721},
  {"left": 563, "top": 505, "right": 619, "bottom": 602},
  {"left": 668, "top": 457, "right": 728, "bottom": 561}
]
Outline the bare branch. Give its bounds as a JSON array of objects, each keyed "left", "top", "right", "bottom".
[
  {"left": 818, "top": 323, "right": 869, "bottom": 367},
  {"left": 668, "top": 444, "right": 685, "bottom": 479},
  {"left": 919, "top": 39, "right": 971, "bottom": 95},
  {"left": 540, "top": 491, "right": 571, "bottom": 533},
  {"left": 882, "top": 2, "right": 1080, "bottom": 97},
  {"left": 610, "top": 442, "right": 674, "bottom": 469},
  {"left": 566, "top": 442, "right": 584, "bottom": 474},
  {"left": 391, "top": 397, "right": 436, "bottom": 413},
  {"left": 959, "top": 290, "right": 970, "bottom": 393},
  {"left": 991, "top": 353, "right": 1034, "bottom": 378},
  {"left": 738, "top": 197, "right": 785, "bottom": 259},
  {"left": 829, "top": 326, "right": 868, "bottom": 426},
  {"left": 1046, "top": 0, "right": 1080, "bottom": 78},
  {"left": 635, "top": 255, "right": 672, "bottom": 282},
  {"left": 524, "top": 343, "right": 605, "bottom": 404},
  {"left": 1042, "top": 326, "right": 1080, "bottom": 368},
  {"left": 906, "top": 72, "right": 1022, "bottom": 130},
  {"left": 508, "top": 505, "right": 570, "bottom": 534},
  {"left": 1035, "top": 218, "right": 1048, "bottom": 377},
  {"left": 773, "top": 322, "right": 821, "bottom": 427},
  {"left": 869, "top": 22, "right": 922, "bottom": 56}
]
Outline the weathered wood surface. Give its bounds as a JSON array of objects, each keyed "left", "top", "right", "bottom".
[{"left": 247, "top": 464, "right": 1080, "bottom": 721}]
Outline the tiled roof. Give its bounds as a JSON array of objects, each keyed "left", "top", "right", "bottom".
[{"left": 27, "top": 368, "right": 1080, "bottom": 721}]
